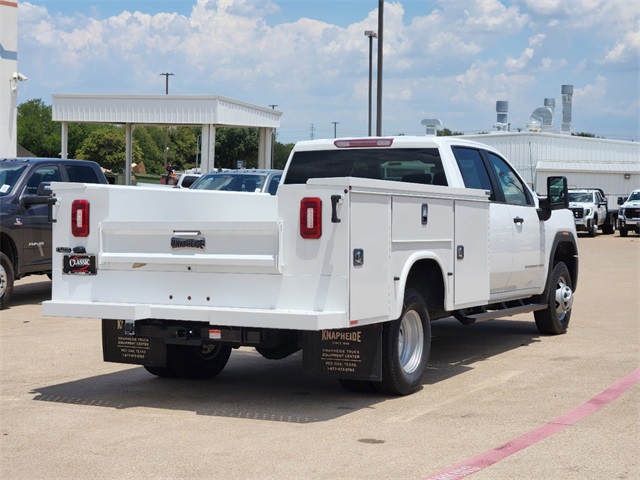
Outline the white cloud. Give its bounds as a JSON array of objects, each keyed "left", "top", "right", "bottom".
[
  {"left": 15, "top": 0, "right": 640, "bottom": 141},
  {"left": 601, "top": 30, "right": 640, "bottom": 67}
]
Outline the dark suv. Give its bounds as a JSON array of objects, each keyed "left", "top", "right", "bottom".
[{"left": 0, "top": 158, "right": 107, "bottom": 308}]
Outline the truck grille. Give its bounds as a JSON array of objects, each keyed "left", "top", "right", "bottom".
[
  {"left": 571, "top": 208, "right": 584, "bottom": 219},
  {"left": 625, "top": 208, "right": 640, "bottom": 219}
]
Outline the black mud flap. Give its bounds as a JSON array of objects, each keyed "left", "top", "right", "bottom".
[
  {"left": 303, "top": 324, "right": 382, "bottom": 381},
  {"left": 102, "top": 319, "right": 167, "bottom": 367}
]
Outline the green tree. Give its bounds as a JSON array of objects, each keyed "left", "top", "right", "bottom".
[
  {"left": 168, "top": 127, "right": 198, "bottom": 171},
  {"left": 76, "top": 127, "right": 143, "bottom": 172},
  {"left": 572, "top": 132, "right": 596, "bottom": 138},
  {"left": 437, "top": 128, "right": 464, "bottom": 136},
  {"left": 17, "top": 99, "right": 60, "bottom": 157},
  {"left": 214, "top": 128, "right": 260, "bottom": 169},
  {"left": 273, "top": 142, "right": 294, "bottom": 170},
  {"left": 133, "top": 126, "right": 164, "bottom": 174}
]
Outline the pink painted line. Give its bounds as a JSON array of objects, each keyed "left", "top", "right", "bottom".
[{"left": 422, "top": 367, "right": 640, "bottom": 480}]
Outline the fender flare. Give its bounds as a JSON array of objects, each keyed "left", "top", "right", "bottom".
[{"left": 392, "top": 252, "right": 448, "bottom": 319}]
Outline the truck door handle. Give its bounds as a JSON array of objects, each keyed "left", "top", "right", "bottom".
[
  {"left": 331, "top": 195, "right": 342, "bottom": 223},
  {"left": 513, "top": 217, "right": 524, "bottom": 224}
]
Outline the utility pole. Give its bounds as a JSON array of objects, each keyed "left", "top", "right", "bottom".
[
  {"left": 159, "top": 73, "right": 174, "bottom": 171},
  {"left": 376, "top": 1, "right": 384, "bottom": 136},
  {"left": 310, "top": 123, "right": 315, "bottom": 140},
  {"left": 332, "top": 121, "right": 339, "bottom": 138}
]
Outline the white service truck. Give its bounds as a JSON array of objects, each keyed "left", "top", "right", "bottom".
[{"left": 43, "top": 136, "right": 579, "bottom": 395}]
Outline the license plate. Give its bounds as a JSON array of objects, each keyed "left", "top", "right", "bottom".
[{"left": 63, "top": 254, "right": 97, "bottom": 275}]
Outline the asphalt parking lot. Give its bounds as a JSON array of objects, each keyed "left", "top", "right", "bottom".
[{"left": 1, "top": 233, "right": 638, "bottom": 480}]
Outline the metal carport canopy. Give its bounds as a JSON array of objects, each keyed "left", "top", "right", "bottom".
[{"left": 52, "top": 94, "right": 282, "bottom": 184}]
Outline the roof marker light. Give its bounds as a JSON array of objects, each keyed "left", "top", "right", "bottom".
[{"left": 334, "top": 138, "right": 394, "bottom": 148}]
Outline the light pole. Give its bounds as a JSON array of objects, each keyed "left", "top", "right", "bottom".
[
  {"left": 159, "top": 73, "right": 174, "bottom": 171},
  {"left": 364, "top": 30, "right": 377, "bottom": 136},
  {"left": 332, "top": 121, "right": 339, "bottom": 138},
  {"left": 376, "top": 0, "right": 384, "bottom": 136}
]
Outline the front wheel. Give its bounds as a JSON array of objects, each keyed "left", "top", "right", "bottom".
[
  {"left": 0, "top": 253, "right": 15, "bottom": 310},
  {"left": 619, "top": 227, "right": 629, "bottom": 237},
  {"left": 534, "top": 262, "right": 574, "bottom": 335},
  {"left": 588, "top": 218, "right": 597, "bottom": 237},
  {"left": 375, "top": 288, "right": 431, "bottom": 395},
  {"left": 167, "top": 343, "right": 232, "bottom": 379}
]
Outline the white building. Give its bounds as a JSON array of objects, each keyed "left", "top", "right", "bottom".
[
  {"left": 462, "top": 132, "right": 640, "bottom": 206},
  {"left": 0, "top": 1, "right": 20, "bottom": 157}
]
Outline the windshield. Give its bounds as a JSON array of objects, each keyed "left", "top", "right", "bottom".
[
  {"left": 568, "top": 192, "right": 593, "bottom": 203},
  {"left": 627, "top": 191, "right": 640, "bottom": 202},
  {"left": 190, "top": 173, "right": 267, "bottom": 192},
  {"left": 0, "top": 163, "right": 28, "bottom": 197}
]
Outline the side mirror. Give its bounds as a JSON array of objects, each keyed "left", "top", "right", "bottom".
[
  {"left": 36, "top": 182, "right": 52, "bottom": 196},
  {"left": 618, "top": 197, "right": 626, "bottom": 205},
  {"left": 537, "top": 176, "right": 568, "bottom": 221},
  {"left": 21, "top": 182, "right": 53, "bottom": 206},
  {"left": 546, "top": 176, "right": 568, "bottom": 209}
]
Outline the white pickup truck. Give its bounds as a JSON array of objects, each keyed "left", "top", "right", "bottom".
[{"left": 43, "top": 136, "right": 578, "bottom": 395}]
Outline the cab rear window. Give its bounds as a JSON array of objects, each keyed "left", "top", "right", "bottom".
[{"left": 284, "top": 148, "right": 447, "bottom": 186}]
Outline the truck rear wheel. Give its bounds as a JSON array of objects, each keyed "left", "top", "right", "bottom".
[
  {"left": 534, "top": 262, "right": 573, "bottom": 335},
  {"left": 167, "top": 343, "right": 232, "bottom": 379},
  {"left": 0, "top": 253, "right": 14, "bottom": 310},
  {"left": 376, "top": 288, "right": 431, "bottom": 395},
  {"left": 143, "top": 365, "right": 175, "bottom": 378}
]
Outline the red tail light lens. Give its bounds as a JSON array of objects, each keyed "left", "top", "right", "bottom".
[
  {"left": 300, "top": 197, "right": 322, "bottom": 239},
  {"left": 71, "top": 200, "right": 90, "bottom": 237}
]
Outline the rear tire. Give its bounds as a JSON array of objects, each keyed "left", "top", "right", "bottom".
[
  {"left": 375, "top": 288, "right": 431, "bottom": 395},
  {"left": 534, "top": 262, "right": 573, "bottom": 335},
  {"left": 143, "top": 365, "right": 175, "bottom": 378},
  {"left": 0, "top": 253, "right": 15, "bottom": 310},
  {"left": 167, "top": 343, "right": 232, "bottom": 379}
]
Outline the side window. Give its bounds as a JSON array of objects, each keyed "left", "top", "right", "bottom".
[
  {"left": 485, "top": 152, "right": 531, "bottom": 206},
  {"left": 65, "top": 165, "right": 100, "bottom": 183},
  {"left": 25, "top": 165, "right": 62, "bottom": 194},
  {"left": 268, "top": 175, "right": 281, "bottom": 195},
  {"left": 452, "top": 147, "right": 494, "bottom": 199}
]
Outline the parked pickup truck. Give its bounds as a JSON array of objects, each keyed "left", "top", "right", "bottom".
[
  {"left": 568, "top": 188, "right": 616, "bottom": 236},
  {"left": 617, "top": 188, "right": 640, "bottom": 236},
  {"left": 0, "top": 157, "right": 107, "bottom": 309},
  {"left": 43, "top": 137, "right": 578, "bottom": 395}
]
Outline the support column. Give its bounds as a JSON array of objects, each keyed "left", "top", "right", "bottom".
[
  {"left": 258, "top": 127, "right": 273, "bottom": 169},
  {"left": 61, "top": 122, "right": 68, "bottom": 159},
  {"left": 201, "top": 124, "right": 217, "bottom": 173}
]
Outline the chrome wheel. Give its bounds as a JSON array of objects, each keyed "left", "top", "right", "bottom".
[
  {"left": 555, "top": 274, "right": 574, "bottom": 321},
  {"left": 398, "top": 310, "right": 424, "bottom": 375}
]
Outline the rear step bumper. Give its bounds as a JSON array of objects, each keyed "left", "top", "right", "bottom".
[{"left": 42, "top": 300, "right": 347, "bottom": 331}]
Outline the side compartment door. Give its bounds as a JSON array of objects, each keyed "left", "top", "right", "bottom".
[{"left": 349, "top": 192, "right": 391, "bottom": 325}]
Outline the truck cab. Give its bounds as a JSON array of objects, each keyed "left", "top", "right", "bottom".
[
  {"left": 568, "top": 188, "right": 610, "bottom": 236},
  {"left": 618, "top": 189, "right": 640, "bottom": 236}
]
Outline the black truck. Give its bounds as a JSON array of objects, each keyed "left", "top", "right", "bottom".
[{"left": 0, "top": 158, "right": 107, "bottom": 308}]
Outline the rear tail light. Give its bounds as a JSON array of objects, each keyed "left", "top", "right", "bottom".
[
  {"left": 300, "top": 197, "right": 322, "bottom": 239},
  {"left": 71, "top": 200, "right": 90, "bottom": 237}
]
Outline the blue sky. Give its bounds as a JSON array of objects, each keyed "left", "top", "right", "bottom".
[{"left": 15, "top": 0, "right": 640, "bottom": 143}]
